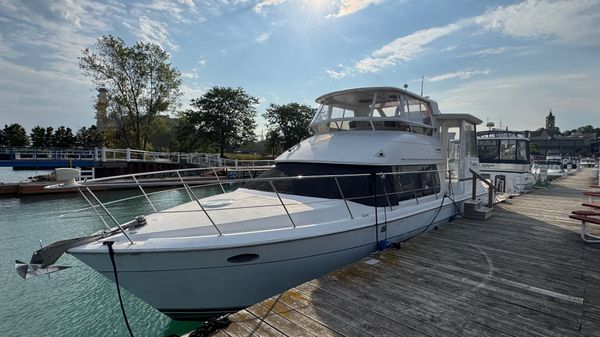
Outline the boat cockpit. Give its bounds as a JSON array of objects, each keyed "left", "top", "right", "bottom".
[
  {"left": 310, "top": 87, "right": 438, "bottom": 136},
  {"left": 477, "top": 130, "right": 531, "bottom": 164}
]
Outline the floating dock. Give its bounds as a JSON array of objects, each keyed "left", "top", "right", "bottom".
[{"left": 193, "top": 171, "right": 600, "bottom": 337}]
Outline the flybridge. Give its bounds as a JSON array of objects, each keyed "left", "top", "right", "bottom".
[{"left": 310, "top": 87, "right": 439, "bottom": 136}]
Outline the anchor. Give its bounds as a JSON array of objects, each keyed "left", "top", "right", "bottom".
[{"left": 15, "top": 234, "right": 103, "bottom": 279}]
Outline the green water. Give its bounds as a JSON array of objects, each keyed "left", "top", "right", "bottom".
[{"left": 0, "top": 168, "right": 225, "bottom": 337}]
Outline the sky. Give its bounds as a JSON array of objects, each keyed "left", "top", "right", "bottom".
[{"left": 1, "top": 0, "right": 599, "bottom": 135}]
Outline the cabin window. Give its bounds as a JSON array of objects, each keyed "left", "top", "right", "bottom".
[
  {"left": 499, "top": 140, "right": 517, "bottom": 161},
  {"left": 242, "top": 163, "right": 440, "bottom": 207},
  {"left": 393, "top": 165, "right": 440, "bottom": 199},
  {"left": 517, "top": 140, "right": 528, "bottom": 161},
  {"left": 478, "top": 140, "right": 498, "bottom": 161},
  {"left": 464, "top": 123, "right": 478, "bottom": 157}
]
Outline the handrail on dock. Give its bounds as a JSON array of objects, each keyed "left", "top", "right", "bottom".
[
  {"left": 0, "top": 146, "right": 276, "bottom": 168},
  {"left": 470, "top": 168, "right": 495, "bottom": 208}
]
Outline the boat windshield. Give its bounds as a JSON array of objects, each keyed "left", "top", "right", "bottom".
[
  {"left": 311, "top": 90, "right": 433, "bottom": 135},
  {"left": 478, "top": 138, "right": 530, "bottom": 163}
]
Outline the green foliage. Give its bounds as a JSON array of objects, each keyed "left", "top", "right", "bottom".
[
  {"left": 265, "top": 129, "right": 281, "bottom": 156},
  {"left": 264, "top": 102, "right": 315, "bottom": 152},
  {"left": 184, "top": 86, "right": 258, "bottom": 156},
  {"left": 0, "top": 129, "right": 6, "bottom": 146},
  {"left": 52, "top": 126, "right": 75, "bottom": 148},
  {"left": 75, "top": 126, "right": 103, "bottom": 148},
  {"left": 30, "top": 126, "right": 46, "bottom": 147},
  {"left": 145, "top": 116, "right": 178, "bottom": 151},
  {"left": 79, "top": 35, "right": 182, "bottom": 150},
  {"left": 3, "top": 123, "right": 30, "bottom": 146},
  {"left": 562, "top": 125, "right": 600, "bottom": 137}
]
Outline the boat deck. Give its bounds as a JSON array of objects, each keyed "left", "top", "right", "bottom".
[{"left": 189, "top": 170, "right": 600, "bottom": 337}]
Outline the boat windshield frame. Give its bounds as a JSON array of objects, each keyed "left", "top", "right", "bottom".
[{"left": 310, "top": 89, "right": 435, "bottom": 136}]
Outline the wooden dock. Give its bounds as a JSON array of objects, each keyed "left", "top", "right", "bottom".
[{"left": 192, "top": 171, "right": 600, "bottom": 337}]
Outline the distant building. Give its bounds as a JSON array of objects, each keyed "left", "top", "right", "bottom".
[
  {"left": 95, "top": 88, "right": 110, "bottom": 131},
  {"left": 524, "top": 110, "right": 597, "bottom": 157},
  {"left": 545, "top": 109, "right": 555, "bottom": 128}
]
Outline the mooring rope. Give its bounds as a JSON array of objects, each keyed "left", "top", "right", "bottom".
[{"left": 105, "top": 241, "right": 135, "bottom": 337}]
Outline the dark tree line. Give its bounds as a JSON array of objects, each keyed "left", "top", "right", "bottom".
[{"left": 0, "top": 124, "right": 102, "bottom": 148}]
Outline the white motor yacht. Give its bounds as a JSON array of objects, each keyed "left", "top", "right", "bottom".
[
  {"left": 477, "top": 130, "right": 537, "bottom": 195},
  {"left": 17, "top": 87, "right": 488, "bottom": 320},
  {"left": 581, "top": 157, "right": 597, "bottom": 168}
]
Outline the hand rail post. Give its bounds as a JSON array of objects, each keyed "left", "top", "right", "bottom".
[
  {"left": 334, "top": 177, "right": 353, "bottom": 219},
  {"left": 472, "top": 173, "right": 477, "bottom": 200},
  {"left": 176, "top": 171, "right": 194, "bottom": 201},
  {"left": 268, "top": 180, "right": 295, "bottom": 228},
  {"left": 85, "top": 187, "right": 134, "bottom": 245},
  {"left": 211, "top": 168, "right": 226, "bottom": 193},
  {"left": 132, "top": 176, "right": 158, "bottom": 213},
  {"left": 77, "top": 187, "right": 111, "bottom": 230},
  {"left": 184, "top": 183, "right": 222, "bottom": 236}
]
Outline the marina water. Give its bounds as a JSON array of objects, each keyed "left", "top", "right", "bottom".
[{"left": 0, "top": 168, "right": 213, "bottom": 337}]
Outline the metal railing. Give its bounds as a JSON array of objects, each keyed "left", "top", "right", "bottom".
[
  {"left": 62, "top": 167, "right": 453, "bottom": 244},
  {"left": 0, "top": 146, "right": 275, "bottom": 167},
  {"left": 469, "top": 168, "right": 495, "bottom": 208}
]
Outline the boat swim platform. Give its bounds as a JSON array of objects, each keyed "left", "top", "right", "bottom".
[{"left": 188, "top": 171, "right": 600, "bottom": 337}]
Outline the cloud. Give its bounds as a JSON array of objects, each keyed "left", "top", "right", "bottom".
[
  {"left": 332, "top": 0, "right": 600, "bottom": 75},
  {"left": 326, "top": 64, "right": 352, "bottom": 79},
  {"left": 132, "top": 0, "right": 203, "bottom": 24},
  {"left": 355, "top": 23, "right": 463, "bottom": 73},
  {"left": 0, "top": 59, "right": 94, "bottom": 130},
  {"left": 253, "top": 0, "right": 287, "bottom": 14},
  {"left": 474, "top": 0, "right": 600, "bottom": 45},
  {"left": 427, "top": 69, "right": 491, "bottom": 82},
  {"left": 466, "top": 46, "right": 511, "bottom": 56},
  {"left": 437, "top": 72, "right": 600, "bottom": 130},
  {"left": 133, "top": 16, "right": 180, "bottom": 51},
  {"left": 255, "top": 31, "right": 271, "bottom": 43},
  {"left": 330, "top": 0, "right": 386, "bottom": 17},
  {"left": 253, "top": 0, "right": 386, "bottom": 17},
  {"left": 440, "top": 45, "right": 457, "bottom": 52}
]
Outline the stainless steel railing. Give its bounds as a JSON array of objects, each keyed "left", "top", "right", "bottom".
[{"left": 65, "top": 167, "right": 453, "bottom": 244}]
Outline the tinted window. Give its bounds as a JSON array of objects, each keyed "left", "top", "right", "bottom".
[
  {"left": 499, "top": 140, "right": 517, "bottom": 161},
  {"left": 478, "top": 140, "right": 498, "bottom": 161},
  {"left": 242, "top": 163, "right": 440, "bottom": 207}
]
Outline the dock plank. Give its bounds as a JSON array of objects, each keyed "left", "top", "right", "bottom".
[{"left": 186, "top": 170, "right": 600, "bottom": 337}]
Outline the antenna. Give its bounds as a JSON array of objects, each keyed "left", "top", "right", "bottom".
[{"left": 420, "top": 75, "right": 424, "bottom": 96}]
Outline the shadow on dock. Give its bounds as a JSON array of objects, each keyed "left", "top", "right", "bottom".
[{"left": 204, "top": 171, "right": 600, "bottom": 337}]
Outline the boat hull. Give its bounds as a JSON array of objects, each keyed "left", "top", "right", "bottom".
[{"left": 71, "top": 202, "right": 460, "bottom": 320}]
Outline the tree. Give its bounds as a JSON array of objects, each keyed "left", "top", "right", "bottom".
[
  {"left": 79, "top": 35, "right": 182, "bottom": 150},
  {"left": 75, "top": 126, "right": 103, "bottom": 148},
  {"left": 265, "top": 129, "right": 281, "bottom": 157},
  {"left": 30, "top": 126, "right": 54, "bottom": 147},
  {"left": 184, "top": 87, "right": 258, "bottom": 157},
  {"left": 52, "top": 126, "right": 75, "bottom": 148},
  {"left": 3, "top": 123, "right": 30, "bottom": 146},
  {"left": 44, "top": 127, "right": 54, "bottom": 147},
  {"left": 0, "top": 129, "right": 6, "bottom": 146},
  {"left": 264, "top": 102, "right": 315, "bottom": 151}
]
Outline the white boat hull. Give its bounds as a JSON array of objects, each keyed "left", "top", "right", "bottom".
[{"left": 71, "top": 201, "right": 461, "bottom": 320}]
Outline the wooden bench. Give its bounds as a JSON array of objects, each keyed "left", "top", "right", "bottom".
[{"left": 570, "top": 211, "right": 600, "bottom": 243}]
